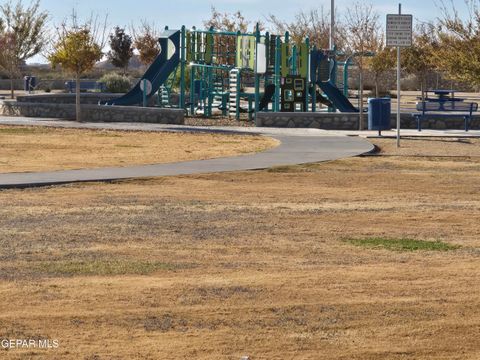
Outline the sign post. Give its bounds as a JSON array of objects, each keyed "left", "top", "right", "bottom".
[
  {"left": 386, "top": 5, "right": 412, "bottom": 148},
  {"left": 330, "top": 0, "right": 335, "bottom": 50}
]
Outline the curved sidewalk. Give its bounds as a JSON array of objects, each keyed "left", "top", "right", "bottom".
[{"left": 0, "top": 118, "right": 374, "bottom": 189}]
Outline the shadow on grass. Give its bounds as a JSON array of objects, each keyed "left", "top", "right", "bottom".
[
  {"left": 34, "top": 259, "right": 175, "bottom": 277},
  {"left": 267, "top": 163, "right": 321, "bottom": 173},
  {"left": 0, "top": 126, "right": 52, "bottom": 135},
  {"left": 345, "top": 237, "right": 460, "bottom": 252}
]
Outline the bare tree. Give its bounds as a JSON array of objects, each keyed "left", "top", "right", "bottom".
[
  {"left": 435, "top": 0, "right": 480, "bottom": 88},
  {"left": 0, "top": 0, "right": 48, "bottom": 98},
  {"left": 268, "top": 7, "right": 345, "bottom": 49},
  {"left": 0, "top": 32, "right": 20, "bottom": 95},
  {"left": 203, "top": 7, "right": 263, "bottom": 65},
  {"left": 132, "top": 21, "right": 160, "bottom": 66},
  {"left": 204, "top": 7, "right": 254, "bottom": 33},
  {"left": 343, "top": 2, "right": 381, "bottom": 129},
  {"left": 49, "top": 11, "right": 107, "bottom": 121},
  {"left": 369, "top": 35, "right": 396, "bottom": 97},
  {"left": 402, "top": 23, "right": 438, "bottom": 100}
]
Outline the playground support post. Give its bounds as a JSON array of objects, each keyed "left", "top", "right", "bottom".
[
  {"left": 273, "top": 36, "right": 281, "bottom": 112},
  {"left": 397, "top": 3, "right": 402, "bottom": 148},
  {"left": 305, "top": 37, "right": 310, "bottom": 112},
  {"left": 291, "top": 45, "right": 298, "bottom": 75},
  {"left": 206, "top": 66, "right": 213, "bottom": 117},
  {"left": 143, "top": 79, "right": 147, "bottom": 107},
  {"left": 254, "top": 23, "right": 261, "bottom": 122},
  {"left": 189, "top": 66, "right": 195, "bottom": 115},
  {"left": 311, "top": 47, "right": 317, "bottom": 112},
  {"left": 180, "top": 26, "right": 186, "bottom": 111}
]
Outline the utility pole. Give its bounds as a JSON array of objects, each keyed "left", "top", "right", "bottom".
[
  {"left": 387, "top": 4, "right": 412, "bottom": 148},
  {"left": 330, "top": 0, "right": 335, "bottom": 50},
  {"left": 396, "top": 3, "right": 402, "bottom": 148}
]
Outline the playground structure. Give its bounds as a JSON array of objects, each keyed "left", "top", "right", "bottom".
[{"left": 102, "top": 25, "right": 360, "bottom": 119}]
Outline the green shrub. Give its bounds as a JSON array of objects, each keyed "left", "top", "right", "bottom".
[{"left": 99, "top": 73, "right": 132, "bottom": 93}]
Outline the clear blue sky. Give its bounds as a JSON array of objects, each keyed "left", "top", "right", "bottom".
[
  {"left": 29, "top": 0, "right": 461, "bottom": 63},
  {"left": 39, "top": 0, "right": 446, "bottom": 29}
]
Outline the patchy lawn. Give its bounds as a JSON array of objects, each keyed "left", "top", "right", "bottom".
[
  {"left": 0, "top": 125, "right": 278, "bottom": 173},
  {"left": 0, "top": 137, "right": 479, "bottom": 359},
  {"left": 345, "top": 237, "right": 460, "bottom": 252}
]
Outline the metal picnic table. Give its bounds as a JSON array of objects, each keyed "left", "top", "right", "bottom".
[
  {"left": 424, "top": 89, "right": 464, "bottom": 102},
  {"left": 422, "top": 90, "right": 465, "bottom": 111}
]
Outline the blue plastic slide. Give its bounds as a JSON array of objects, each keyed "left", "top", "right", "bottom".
[
  {"left": 316, "top": 81, "right": 358, "bottom": 113},
  {"left": 310, "top": 49, "right": 358, "bottom": 113},
  {"left": 102, "top": 30, "right": 180, "bottom": 106}
]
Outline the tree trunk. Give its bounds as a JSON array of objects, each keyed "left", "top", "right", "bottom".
[
  {"left": 75, "top": 73, "right": 81, "bottom": 122},
  {"left": 10, "top": 77, "right": 14, "bottom": 99},
  {"left": 420, "top": 78, "right": 425, "bottom": 102},
  {"left": 375, "top": 76, "right": 379, "bottom": 98},
  {"left": 359, "top": 69, "right": 364, "bottom": 131}
]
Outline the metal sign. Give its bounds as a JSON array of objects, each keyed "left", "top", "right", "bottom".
[
  {"left": 140, "top": 79, "right": 153, "bottom": 96},
  {"left": 386, "top": 14, "right": 413, "bottom": 47}
]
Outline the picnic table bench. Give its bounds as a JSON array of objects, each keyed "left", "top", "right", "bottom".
[
  {"left": 413, "top": 100, "right": 478, "bottom": 131},
  {"left": 65, "top": 81, "right": 106, "bottom": 93}
]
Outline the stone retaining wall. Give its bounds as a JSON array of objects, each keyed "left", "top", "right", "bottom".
[
  {"left": 0, "top": 101, "right": 184, "bottom": 125},
  {"left": 15, "top": 93, "right": 123, "bottom": 105},
  {"left": 0, "top": 79, "right": 109, "bottom": 91},
  {"left": 256, "top": 112, "right": 480, "bottom": 130}
]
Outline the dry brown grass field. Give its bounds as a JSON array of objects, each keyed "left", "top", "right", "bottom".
[
  {"left": 0, "top": 126, "right": 278, "bottom": 173},
  {"left": 0, "top": 136, "right": 479, "bottom": 359}
]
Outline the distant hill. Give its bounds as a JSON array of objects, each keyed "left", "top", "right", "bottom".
[
  {"left": 26, "top": 55, "right": 144, "bottom": 70},
  {"left": 25, "top": 63, "right": 50, "bottom": 69},
  {"left": 95, "top": 55, "right": 144, "bottom": 70}
]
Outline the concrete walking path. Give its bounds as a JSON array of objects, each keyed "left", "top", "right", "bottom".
[{"left": 0, "top": 117, "right": 375, "bottom": 189}]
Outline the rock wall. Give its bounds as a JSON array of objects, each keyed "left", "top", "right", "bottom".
[
  {"left": 15, "top": 93, "right": 123, "bottom": 105},
  {"left": 0, "top": 101, "right": 184, "bottom": 125},
  {"left": 0, "top": 79, "right": 107, "bottom": 91},
  {"left": 256, "top": 112, "right": 480, "bottom": 130},
  {"left": 256, "top": 112, "right": 362, "bottom": 130}
]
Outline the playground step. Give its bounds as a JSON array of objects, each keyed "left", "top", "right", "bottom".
[
  {"left": 158, "top": 85, "right": 170, "bottom": 107},
  {"left": 229, "top": 69, "right": 241, "bottom": 118}
]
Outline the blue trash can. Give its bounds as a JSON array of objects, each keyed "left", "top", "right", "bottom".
[
  {"left": 29, "top": 76, "right": 37, "bottom": 91},
  {"left": 368, "top": 98, "right": 391, "bottom": 135},
  {"left": 23, "top": 76, "right": 37, "bottom": 93},
  {"left": 23, "top": 76, "right": 31, "bottom": 92}
]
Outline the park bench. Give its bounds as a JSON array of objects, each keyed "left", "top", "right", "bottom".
[
  {"left": 65, "top": 81, "right": 106, "bottom": 93},
  {"left": 412, "top": 100, "right": 478, "bottom": 131}
]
